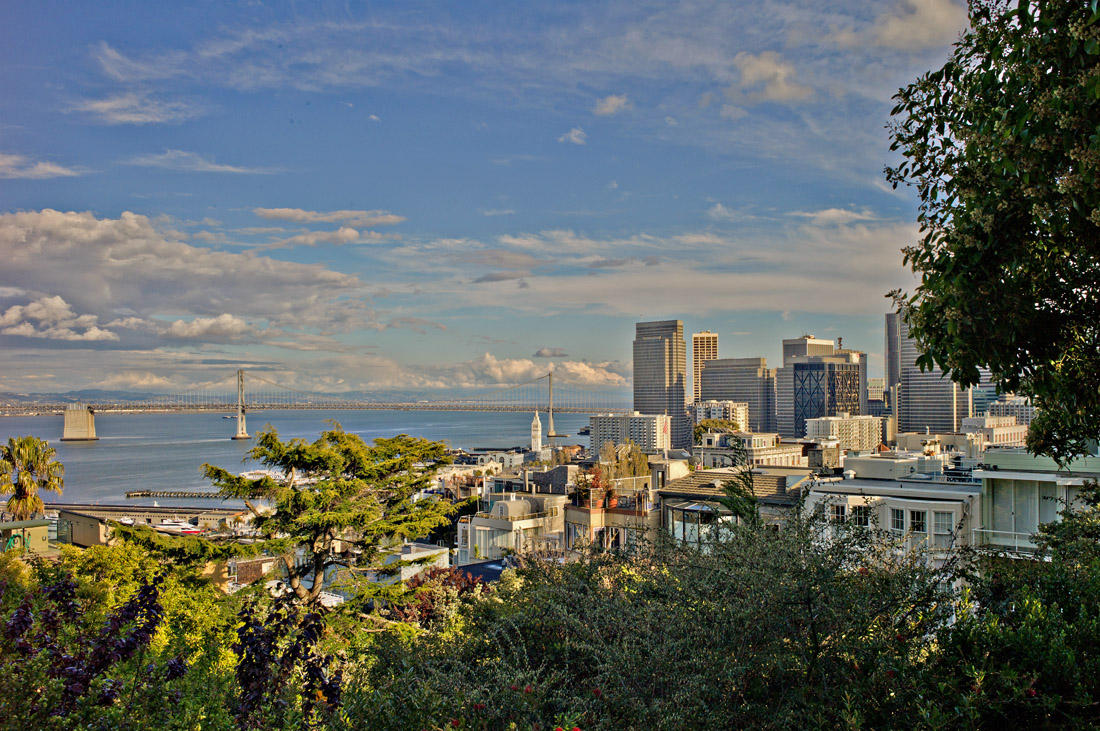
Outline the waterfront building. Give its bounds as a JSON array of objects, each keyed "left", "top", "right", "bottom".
[
  {"left": 691, "top": 331, "right": 719, "bottom": 403},
  {"left": 589, "top": 412, "right": 671, "bottom": 454},
  {"left": 804, "top": 413, "right": 883, "bottom": 453},
  {"left": 530, "top": 412, "right": 542, "bottom": 452},
  {"left": 698, "top": 357, "right": 776, "bottom": 432},
  {"left": 689, "top": 400, "right": 750, "bottom": 431},
  {"left": 988, "top": 395, "right": 1037, "bottom": 426},
  {"left": 696, "top": 431, "right": 806, "bottom": 468},
  {"left": 633, "top": 320, "right": 690, "bottom": 448},
  {"left": 959, "top": 415, "right": 1028, "bottom": 448}
]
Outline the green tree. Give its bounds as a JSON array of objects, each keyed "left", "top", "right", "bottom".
[
  {"left": 693, "top": 418, "right": 741, "bottom": 444},
  {"left": 0, "top": 435, "right": 64, "bottom": 520},
  {"left": 886, "top": 0, "right": 1100, "bottom": 464},
  {"left": 202, "top": 424, "right": 454, "bottom": 606}
]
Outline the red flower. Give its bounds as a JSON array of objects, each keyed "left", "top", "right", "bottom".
[
  {"left": 524, "top": 684, "right": 533, "bottom": 694},
  {"left": 885, "top": 670, "right": 896, "bottom": 679},
  {"left": 858, "top": 566, "right": 869, "bottom": 576},
  {"left": 510, "top": 684, "right": 518, "bottom": 691},
  {"left": 592, "top": 687, "right": 602, "bottom": 698},
  {"left": 473, "top": 703, "right": 485, "bottom": 711},
  {"left": 450, "top": 721, "right": 459, "bottom": 728},
  {"left": 555, "top": 727, "right": 564, "bottom": 731},
  {"left": 573, "top": 727, "right": 582, "bottom": 731},
  {"left": 1026, "top": 688, "right": 1038, "bottom": 698}
]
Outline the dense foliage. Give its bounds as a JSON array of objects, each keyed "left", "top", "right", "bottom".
[
  {"left": 202, "top": 424, "right": 454, "bottom": 606},
  {"left": 886, "top": 0, "right": 1100, "bottom": 463}
]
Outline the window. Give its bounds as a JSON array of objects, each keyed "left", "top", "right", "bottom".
[
  {"left": 910, "top": 510, "right": 927, "bottom": 534},
  {"left": 851, "top": 505, "right": 871, "bottom": 528},
  {"left": 933, "top": 511, "right": 953, "bottom": 548},
  {"left": 830, "top": 504, "right": 847, "bottom": 523},
  {"left": 891, "top": 508, "right": 905, "bottom": 533}
]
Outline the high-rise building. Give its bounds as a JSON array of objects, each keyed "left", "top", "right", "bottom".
[
  {"left": 884, "top": 312, "right": 903, "bottom": 400},
  {"left": 805, "top": 413, "right": 884, "bottom": 452},
  {"left": 689, "top": 400, "right": 750, "bottom": 432},
  {"left": 780, "top": 353, "right": 864, "bottom": 438},
  {"left": 698, "top": 357, "right": 776, "bottom": 432},
  {"left": 633, "top": 320, "right": 690, "bottom": 448},
  {"left": 894, "top": 316, "right": 973, "bottom": 433},
  {"left": 783, "top": 335, "right": 835, "bottom": 364},
  {"left": 988, "top": 395, "right": 1037, "bottom": 426},
  {"left": 691, "top": 331, "right": 719, "bottom": 403},
  {"left": 589, "top": 412, "right": 672, "bottom": 454}
]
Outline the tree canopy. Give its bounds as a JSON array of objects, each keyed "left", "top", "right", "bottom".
[
  {"left": 202, "top": 424, "right": 455, "bottom": 606},
  {"left": 886, "top": 0, "right": 1100, "bottom": 463}
]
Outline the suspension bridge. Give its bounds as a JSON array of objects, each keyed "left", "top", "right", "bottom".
[{"left": 75, "top": 368, "right": 631, "bottom": 424}]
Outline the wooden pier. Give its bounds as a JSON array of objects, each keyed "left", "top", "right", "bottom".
[{"left": 124, "top": 490, "right": 225, "bottom": 500}]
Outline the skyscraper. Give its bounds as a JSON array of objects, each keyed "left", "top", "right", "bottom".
[
  {"left": 776, "top": 335, "right": 835, "bottom": 437},
  {"left": 884, "top": 312, "right": 903, "bottom": 400},
  {"left": 633, "top": 320, "right": 690, "bottom": 448},
  {"left": 691, "top": 331, "right": 718, "bottom": 403},
  {"left": 698, "top": 357, "right": 777, "bottom": 432},
  {"left": 893, "top": 315, "right": 974, "bottom": 433}
]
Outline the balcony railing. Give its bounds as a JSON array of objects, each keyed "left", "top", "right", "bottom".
[
  {"left": 972, "top": 529, "right": 1038, "bottom": 553},
  {"left": 474, "top": 507, "right": 559, "bottom": 522}
]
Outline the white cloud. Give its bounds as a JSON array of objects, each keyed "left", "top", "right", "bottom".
[
  {"left": 557, "top": 127, "right": 587, "bottom": 145},
  {"left": 164, "top": 313, "right": 253, "bottom": 340},
  {"left": 594, "top": 94, "right": 631, "bottom": 116},
  {"left": 719, "top": 104, "right": 746, "bottom": 120},
  {"left": 72, "top": 92, "right": 203, "bottom": 124},
  {"left": 727, "top": 52, "right": 812, "bottom": 104},
  {"left": 0, "top": 209, "right": 372, "bottom": 341},
  {"left": 253, "top": 207, "right": 405, "bottom": 226},
  {"left": 0, "top": 295, "right": 118, "bottom": 341},
  {"left": 123, "top": 149, "right": 272, "bottom": 174},
  {"left": 368, "top": 114, "right": 381, "bottom": 122},
  {"left": 705, "top": 203, "right": 739, "bottom": 221},
  {"left": 533, "top": 347, "right": 568, "bottom": 358},
  {"left": 97, "top": 371, "right": 174, "bottom": 390},
  {"left": 788, "top": 208, "right": 878, "bottom": 226},
  {"left": 0, "top": 153, "right": 83, "bottom": 179},
  {"left": 872, "top": 0, "right": 967, "bottom": 51},
  {"left": 664, "top": 116, "right": 678, "bottom": 126},
  {"left": 263, "top": 226, "right": 370, "bottom": 249},
  {"left": 480, "top": 209, "right": 515, "bottom": 217}
]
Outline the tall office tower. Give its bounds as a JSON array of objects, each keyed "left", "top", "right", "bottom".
[
  {"left": 691, "top": 331, "right": 719, "bottom": 403},
  {"left": 633, "top": 320, "right": 690, "bottom": 448},
  {"left": 780, "top": 352, "right": 864, "bottom": 438},
  {"left": 835, "top": 346, "right": 869, "bottom": 416},
  {"left": 698, "top": 357, "right": 777, "bottom": 432},
  {"left": 895, "top": 317, "right": 973, "bottom": 433},
  {"left": 884, "top": 312, "right": 903, "bottom": 400},
  {"left": 971, "top": 368, "right": 998, "bottom": 416},
  {"left": 776, "top": 336, "right": 836, "bottom": 437}
]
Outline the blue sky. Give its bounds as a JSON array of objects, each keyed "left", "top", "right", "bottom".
[{"left": 0, "top": 0, "right": 968, "bottom": 396}]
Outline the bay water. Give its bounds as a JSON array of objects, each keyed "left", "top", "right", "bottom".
[{"left": 0, "top": 409, "right": 593, "bottom": 508}]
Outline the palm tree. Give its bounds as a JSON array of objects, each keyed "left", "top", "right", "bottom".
[{"left": 1, "top": 436, "right": 65, "bottom": 520}]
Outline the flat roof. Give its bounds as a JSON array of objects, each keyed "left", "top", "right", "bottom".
[{"left": 0, "top": 519, "right": 50, "bottom": 529}]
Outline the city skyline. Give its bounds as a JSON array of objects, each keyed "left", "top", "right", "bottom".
[{"left": 0, "top": 1, "right": 969, "bottom": 395}]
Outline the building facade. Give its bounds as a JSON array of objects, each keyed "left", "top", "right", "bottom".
[
  {"left": 696, "top": 431, "right": 806, "bottom": 468},
  {"left": 988, "top": 396, "right": 1037, "bottom": 426},
  {"left": 633, "top": 320, "right": 690, "bottom": 448},
  {"left": 778, "top": 352, "right": 864, "bottom": 438},
  {"left": 960, "top": 415, "right": 1028, "bottom": 448},
  {"left": 691, "top": 331, "right": 718, "bottom": 403},
  {"left": 690, "top": 400, "right": 750, "bottom": 431},
  {"left": 590, "top": 412, "right": 672, "bottom": 454},
  {"left": 698, "top": 357, "right": 776, "bottom": 433},
  {"left": 804, "top": 413, "right": 884, "bottom": 452},
  {"left": 893, "top": 315, "right": 974, "bottom": 433}
]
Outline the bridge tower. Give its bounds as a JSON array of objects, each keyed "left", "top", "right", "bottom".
[
  {"left": 231, "top": 369, "right": 250, "bottom": 440},
  {"left": 545, "top": 366, "right": 567, "bottom": 445}
]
